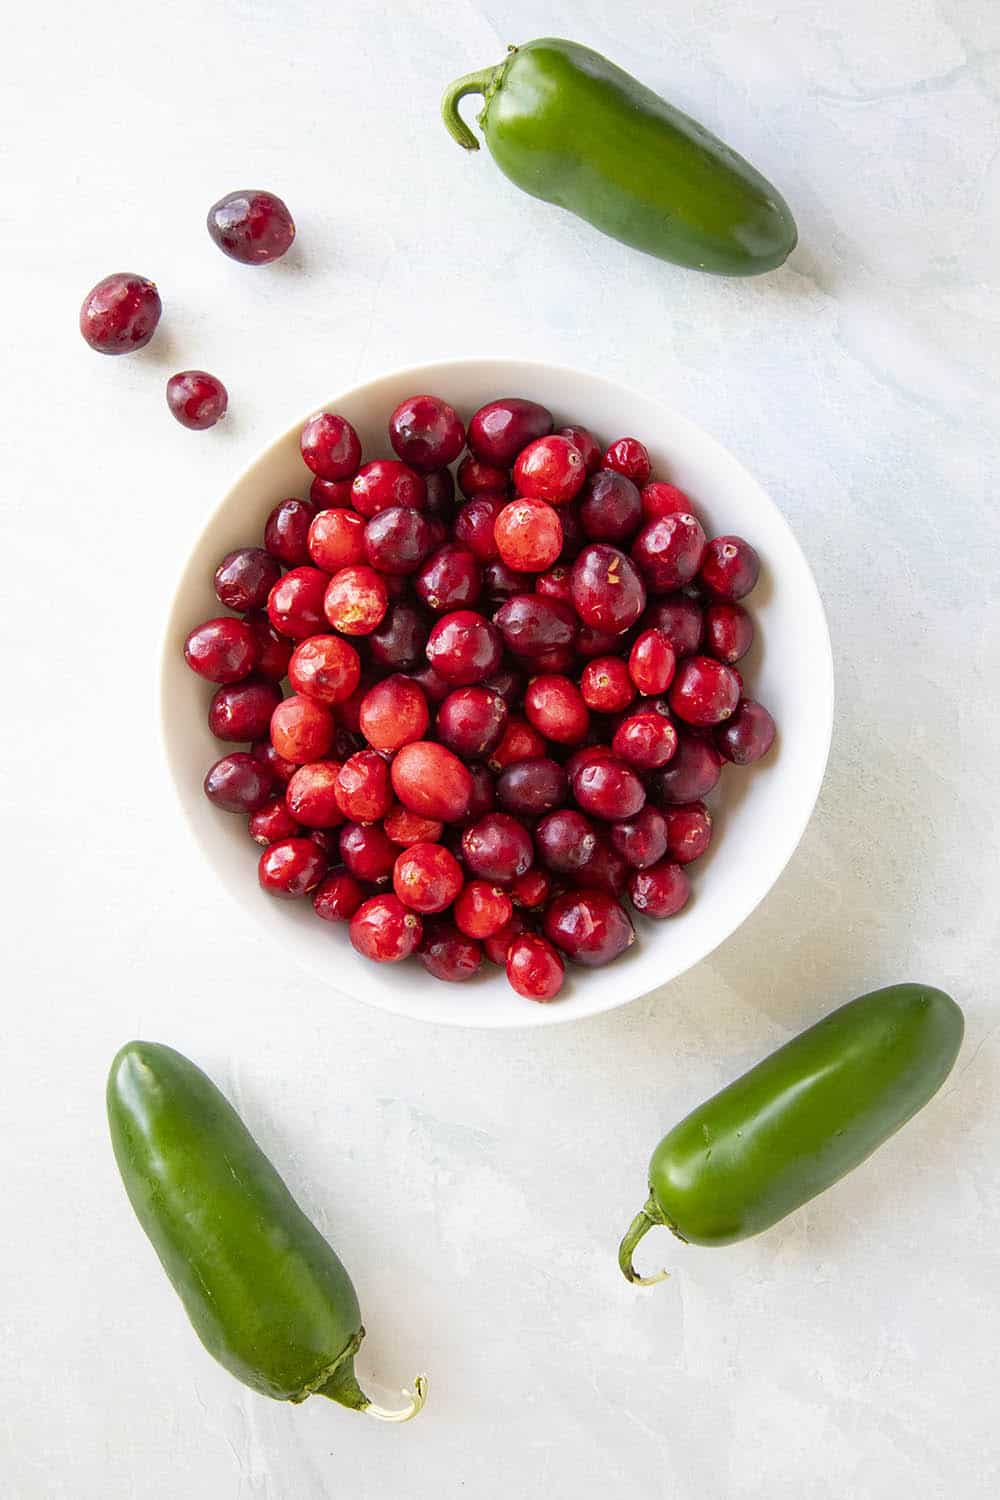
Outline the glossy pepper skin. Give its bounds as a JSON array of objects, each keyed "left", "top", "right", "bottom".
[
  {"left": 107, "top": 1042, "right": 425, "bottom": 1419},
  {"left": 442, "top": 38, "right": 797, "bottom": 276},
  {"left": 619, "top": 985, "right": 963, "bottom": 1281}
]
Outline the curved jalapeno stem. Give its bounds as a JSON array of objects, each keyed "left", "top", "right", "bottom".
[
  {"left": 441, "top": 57, "right": 512, "bottom": 149},
  {"left": 319, "top": 1362, "right": 428, "bottom": 1422},
  {"left": 618, "top": 1197, "right": 671, "bottom": 1286}
]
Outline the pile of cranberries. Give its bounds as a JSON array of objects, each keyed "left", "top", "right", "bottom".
[{"left": 184, "top": 395, "right": 776, "bottom": 1002}]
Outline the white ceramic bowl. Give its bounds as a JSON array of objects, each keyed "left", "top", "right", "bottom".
[{"left": 161, "top": 358, "right": 833, "bottom": 1028}]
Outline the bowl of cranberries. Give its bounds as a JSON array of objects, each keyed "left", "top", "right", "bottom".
[{"left": 163, "top": 358, "right": 832, "bottom": 1026}]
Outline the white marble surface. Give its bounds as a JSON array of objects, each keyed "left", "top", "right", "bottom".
[{"left": 3, "top": 1, "right": 1000, "bottom": 1495}]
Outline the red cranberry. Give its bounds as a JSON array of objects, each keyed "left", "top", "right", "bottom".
[
  {"left": 481, "top": 667, "right": 525, "bottom": 707},
  {"left": 424, "top": 467, "right": 456, "bottom": 519},
  {"left": 184, "top": 617, "right": 258, "bottom": 683},
  {"left": 359, "top": 675, "right": 430, "bottom": 752},
  {"left": 300, "top": 413, "right": 362, "bottom": 481},
  {"left": 604, "top": 437, "right": 651, "bottom": 485},
  {"left": 214, "top": 548, "right": 281, "bottom": 613},
  {"left": 525, "top": 645, "right": 579, "bottom": 678},
  {"left": 166, "top": 370, "right": 228, "bottom": 430},
  {"left": 669, "top": 655, "right": 740, "bottom": 726},
  {"left": 544, "top": 889, "right": 635, "bottom": 966},
  {"left": 267, "top": 566, "right": 327, "bottom": 639},
  {"left": 644, "top": 594, "right": 704, "bottom": 656},
  {"left": 79, "top": 273, "right": 161, "bottom": 354},
  {"left": 640, "top": 482, "right": 693, "bottom": 521},
  {"left": 461, "top": 813, "right": 534, "bottom": 883},
  {"left": 497, "top": 757, "right": 567, "bottom": 817},
  {"left": 513, "top": 435, "right": 586, "bottom": 504},
  {"left": 286, "top": 761, "right": 345, "bottom": 828},
  {"left": 339, "top": 822, "right": 397, "bottom": 882},
  {"left": 534, "top": 565, "right": 573, "bottom": 604},
  {"left": 203, "top": 752, "right": 273, "bottom": 813},
  {"left": 249, "top": 797, "right": 301, "bottom": 844},
  {"left": 524, "top": 675, "right": 590, "bottom": 745},
  {"left": 632, "top": 513, "right": 707, "bottom": 592},
  {"left": 393, "top": 841, "right": 464, "bottom": 913},
  {"left": 557, "top": 503, "right": 585, "bottom": 561},
  {"left": 559, "top": 425, "right": 602, "bottom": 474},
  {"left": 663, "top": 802, "right": 713, "bottom": 863},
  {"left": 700, "top": 535, "right": 760, "bottom": 600},
  {"left": 251, "top": 739, "right": 298, "bottom": 786},
  {"left": 704, "top": 602, "right": 754, "bottom": 664},
  {"left": 207, "top": 190, "right": 294, "bottom": 264},
  {"left": 579, "top": 656, "right": 633, "bottom": 712},
  {"left": 468, "top": 398, "right": 553, "bottom": 465},
  {"left": 455, "top": 494, "right": 505, "bottom": 561},
  {"left": 420, "top": 920, "right": 483, "bottom": 981},
  {"left": 494, "top": 594, "right": 577, "bottom": 658},
  {"left": 436, "top": 687, "right": 508, "bottom": 757},
  {"left": 570, "top": 757, "right": 645, "bottom": 820},
  {"left": 506, "top": 934, "right": 564, "bottom": 1000},
  {"left": 716, "top": 699, "right": 776, "bottom": 765},
  {"left": 612, "top": 710, "right": 678, "bottom": 770},
  {"left": 511, "top": 866, "right": 552, "bottom": 909},
  {"left": 487, "top": 716, "right": 547, "bottom": 771},
  {"left": 208, "top": 678, "right": 282, "bottom": 741},
  {"left": 655, "top": 734, "right": 723, "bottom": 804},
  {"left": 629, "top": 629, "right": 676, "bottom": 696},
  {"left": 457, "top": 454, "right": 509, "bottom": 497},
  {"left": 579, "top": 470, "right": 643, "bottom": 543},
  {"left": 243, "top": 612, "right": 293, "bottom": 682},
  {"left": 453, "top": 881, "right": 512, "bottom": 939},
  {"left": 362, "top": 507, "right": 433, "bottom": 575},
  {"left": 335, "top": 749, "right": 393, "bottom": 821},
  {"left": 323, "top": 565, "right": 389, "bottom": 636},
  {"left": 368, "top": 601, "right": 429, "bottom": 671},
  {"left": 609, "top": 805, "right": 668, "bottom": 869},
  {"left": 264, "top": 498, "right": 316, "bottom": 566},
  {"left": 570, "top": 545, "right": 646, "bottom": 634},
  {"left": 350, "top": 894, "right": 422, "bottom": 962},
  {"left": 351, "top": 459, "right": 426, "bottom": 517},
  {"left": 270, "top": 694, "right": 335, "bottom": 763},
  {"left": 425, "top": 610, "right": 502, "bottom": 685},
  {"left": 312, "top": 869, "right": 365, "bottom": 922},
  {"left": 308, "top": 508, "right": 366, "bottom": 571},
  {"left": 536, "top": 809, "right": 598, "bottom": 873},
  {"left": 629, "top": 860, "right": 690, "bottom": 918},
  {"left": 572, "top": 836, "right": 629, "bottom": 897},
  {"left": 392, "top": 741, "right": 473, "bottom": 822},
  {"left": 575, "top": 623, "right": 624, "bottom": 659},
  {"left": 259, "top": 837, "right": 326, "bottom": 897},
  {"left": 384, "top": 804, "right": 445, "bottom": 846},
  {"left": 493, "top": 497, "right": 562, "bottom": 573},
  {"left": 389, "top": 394, "right": 465, "bottom": 470},
  {"left": 406, "top": 661, "right": 452, "bottom": 705},
  {"left": 484, "top": 911, "right": 529, "bottom": 965},
  {"left": 288, "top": 635, "right": 361, "bottom": 705},
  {"left": 310, "top": 475, "right": 354, "bottom": 509},
  {"left": 565, "top": 744, "right": 616, "bottom": 779},
  {"left": 416, "top": 544, "right": 482, "bottom": 612},
  {"left": 483, "top": 560, "right": 531, "bottom": 604}
]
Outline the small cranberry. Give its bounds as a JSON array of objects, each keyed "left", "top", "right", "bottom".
[
  {"left": 207, "top": 190, "right": 295, "bottom": 264},
  {"left": 543, "top": 889, "right": 635, "bottom": 966},
  {"left": 468, "top": 398, "right": 553, "bottom": 465},
  {"left": 494, "top": 497, "right": 563, "bottom": 572},
  {"left": 258, "top": 837, "right": 327, "bottom": 897},
  {"left": 437, "top": 687, "right": 508, "bottom": 758},
  {"left": 609, "top": 805, "right": 668, "bottom": 869},
  {"left": 393, "top": 842, "right": 465, "bottom": 914},
  {"left": 513, "top": 435, "right": 587, "bottom": 504},
  {"left": 203, "top": 752, "right": 274, "bottom": 813},
  {"left": 603, "top": 437, "right": 651, "bottom": 485},
  {"left": 351, "top": 459, "right": 427, "bottom": 517},
  {"left": 570, "top": 545, "right": 647, "bottom": 634},
  {"left": 249, "top": 797, "right": 302, "bottom": 845},
  {"left": 391, "top": 741, "right": 473, "bottom": 822},
  {"left": 632, "top": 513, "right": 707, "bottom": 593},
  {"left": 715, "top": 699, "right": 776, "bottom": 765},
  {"left": 662, "top": 802, "right": 713, "bottom": 863},
  {"left": 359, "top": 675, "right": 430, "bottom": 752},
  {"left": 300, "top": 413, "right": 362, "bottom": 481},
  {"left": 208, "top": 678, "right": 282, "bottom": 741},
  {"left": 704, "top": 602, "right": 754, "bottom": 664},
  {"left": 536, "top": 809, "right": 598, "bottom": 873},
  {"left": 312, "top": 870, "right": 366, "bottom": 922},
  {"left": 461, "top": 813, "right": 534, "bottom": 883},
  {"left": 700, "top": 536, "right": 761, "bottom": 600},
  {"left": 349, "top": 894, "right": 423, "bottom": 962},
  {"left": 388, "top": 394, "right": 465, "bottom": 470},
  {"left": 267, "top": 566, "right": 328, "bottom": 639},
  {"left": 628, "top": 629, "right": 677, "bottom": 696},
  {"left": 669, "top": 656, "right": 741, "bottom": 726},
  {"left": 558, "top": 425, "right": 602, "bottom": 474},
  {"left": 524, "top": 675, "right": 590, "bottom": 744},
  {"left": 184, "top": 617, "right": 258, "bottom": 684},
  {"left": 579, "top": 470, "right": 643, "bottom": 543},
  {"left": 286, "top": 761, "right": 345, "bottom": 828},
  {"left": 264, "top": 498, "right": 316, "bottom": 566},
  {"left": 270, "top": 694, "right": 336, "bottom": 763},
  {"left": 629, "top": 860, "right": 691, "bottom": 918},
  {"left": 497, "top": 757, "right": 568, "bottom": 818},
  {"left": 420, "top": 920, "right": 483, "bottom": 982},
  {"left": 425, "top": 610, "right": 503, "bottom": 685},
  {"left": 416, "top": 544, "right": 482, "bottom": 612},
  {"left": 308, "top": 508, "right": 366, "bottom": 571},
  {"left": 654, "top": 734, "right": 724, "bottom": 804},
  {"left": 79, "top": 273, "right": 161, "bottom": 354},
  {"left": 322, "top": 565, "right": 389, "bottom": 636}
]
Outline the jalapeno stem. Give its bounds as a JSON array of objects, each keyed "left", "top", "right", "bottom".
[
  {"left": 317, "top": 1359, "right": 428, "bottom": 1422},
  {"left": 440, "top": 65, "right": 503, "bottom": 150},
  {"left": 618, "top": 1197, "right": 671, "bottom": 1286}
]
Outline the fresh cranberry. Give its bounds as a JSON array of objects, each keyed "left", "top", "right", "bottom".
[
  {"left": 572, "top": 836, "right": 630, "bottom": 897},
  {"left": 669, "top": 655, "right": 740, "bottom": 726},
  {"left": 536, "top": 809, "right": 598, "bottom": 873},
  {"left": 383, "top": 804, "right": 445, "bottom": 847},
  {"left": 654, "top": 734, "right": 724, "bottom": 804},
  {"left": 393, "top": 842, "right": 464, "bottom": 913},
  {"left": 579, "top": 470, "right": 643, "bottom": 543},
  {"left": 243, "top": 612, "right": 294, "bottom": 681},
  {"left": 557, "top": 503, "right": 585, "bottom": 561},
  {"left": 497, "top": 757, "right": 567, "bottom": 817},
  {"left": 323, "top": 565, "right": 389, "bottom": 636},
  {"left": 213, "top": 548, "right": 280, "bottom": 614},
  {"left": 603, "top": 437, "right": 651, "bottom": 486},
  {"left": 483, "top": 560, "right": 531, "bottom": 604},
  {"left": 309, "top": 475, "right": 354, "bottom": 509},
  {"left": 575, "top": 622, "right": 624, "bottom": 659},
  {"left": 700, "top": 536, "right": 760, "bottom": 600},
  {"left": 570, "top": 756, "right": 645, "bottom": 820},
  {"left": 207, "top": 189, "right": 295, "bottom": 263},
  {"left": 249, "top": 797, "right": 301, "bottom": 844},
  {"left": 609, "top": 805, "right": 668, "bottom": 869},
  {"left": 570, "top": 545, "right": 646, "bottom": 634},
  {"left": 436, "top": 687, "right": 507, "bottom": 758},
  {"left": 487, "top": 716, "right": 547, "bottom": 771},
  {"left": 270, "top": 694, "right": 335, "bottom": 763},
  {"left": 351, "top": 459, "right": 426, "bottom": 517},
  {"left": 350, "top": 894, "right": 423, "bottom": 962},
  {"left": 579, "top": 656, "right": 634, "bottom": 712},
  {"left": 524, "top": 675, "right": 590, "bottom": 744},
  {"left": 506, "top": 933, "right": 564, "bottom": 1000},
  {"left": 511, "top": 867, "right": 552, "bottom": 909},
  {"left": 468, "top": 398, "right": 553, "bottom": 465},
  {"left": 388, "top": 394, "right": 465, "bottom": 470},
  {"left": 457, "top": 454, "right": 509, "bottom": 497},
  {"left": 483, "top": 911, "right": 529, "bottom": 965},
  {"left": 643, "top": 594, "right": 704, "bottom": 656},
  {"left": 308, "top": 508, "right": 366, "bottom": 571},
  {"left": 628, "top": 629, "right": 676, "bottom": 696},
  {"left": 208, "top": 678, "right": 282, "bottom": 741},
  {"left": 79, "top": 273, "right": 161, "bottom": 354},
  {"left": 663, "top": 803, "right": 713, "bottom": 863},
  {"left": 267, "top": 566, "right": 327, "bottom": 639},
  {"left": 481, "top": 667, "right": 525, "bottom": 707},
  {"left": 425, "top": 610, "right": 502, "bottom": 684},
  {"left": 494, "top": 594, "right": 577, "bottom": 658},
  {"left": 612, "top": 710, "right": 678, "bottom": 770},
  {"left": 339, "top": 822, "right": 397, "bottom": 882},
  {"left": 312, "top": 870, "right": 366, "bottom": 922},
  {"left": 362, "top": 507, "right": 432, "bottom": 575},
  {"left": 287, "top": 635, "right": 360, "bottom": 706},
  {"left": 416, "top": 544, "right": 482, "bottom": 612},
  {"left": 300, "top": 413, "right": 362, "bottom": 481},
  {"left": 368, "top": 601, "right": 429, "bottom": 671},
  {"left": 534, "top": 566, "right": 573, "bottom": 604},
  {"left": 558, "top": 425, "right": 602, "bottom": 474},
  {"left": 203, "top": 752, "right": 273, "bottom": 813},
  {"left": 544, "top": 889, "right": 635, "bottom": 966},
  {"left": 716, "top": 699, "right": 776, "bottom": 765},
  {"left": 184, "top": 617, "right": 258, "bottom": 683},
  {"left": 165, "top": 370, "right": 228, "bottom": 431},
  {"left": 420, "top": 920, "right": 483, "bottom": 981},
  {"left": 493, "top": 497, "right": 563, "bottom": 573},
  {"left": 704, "top": 602, "right": 754, "bottom": 664},
  {"left": 264, "top": 498, "right": 316, "bottom": 565},
  {"left": 454, "top": 495, "right": 505, "bottom": 561},
  {"left": 640, "top": 482, "right": 693, "bottom": 521},
  {"left": 251, "top": 739, "right": 298, "bottom": 786},
  {"left": 258, "top": 837, "right": 326, "bottom": 897},
  {"left": 631, "top": 513, "right": 707, "bottom": 593},
  {"left": 336, "top": 678, "right": 370, "bottom": 734},
  {"left": 513, "top": 435, "right": 586, "bottom": 504},
  {"left": 359, "top": 675, "right": 429, "bottom": 752},
  {"left": 454, "top": 881, "right": 513, "bottom": 940},
  {"left": 424, "top": 468, "right": 456, "bottom": 518},
  {"left": 461, "top": 813, "right": 534, "bottom": 883},
  {"left": 629, "top": 860, "right": 691, "bottom": 918},
  {"left": 334, "top": 749, "right": 392, "bottom": 822},
  {"left": 564, "top": 744, "right": 616, "bottom": 779},
  {"left": 286, "top": 761, "right": 345, "bottom": 828},
  {"left": 391, "top": 741, "right": 473, "bottom": 822}
]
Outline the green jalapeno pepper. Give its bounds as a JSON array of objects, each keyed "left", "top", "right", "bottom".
[
  {"left": 107, "top": 1041, "right": 426, "bottom": 1420},
  {"left": 619, "top": 984, "right": 963, "bottom": 1283},
  {"left": 442, "top": 37, "right": 797, "bottom": 276}
]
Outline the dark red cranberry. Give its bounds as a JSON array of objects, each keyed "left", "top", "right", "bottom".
[
  {"left": 336, "top": 823, "right": 394, "bottom": 883},
  {"left": 640, "top": 482, "right": 693, "bottom": 521},
  {"left": 481, "top": 667, "right": 525, "bottom": 707},
  {"left": 457, "top": 454, "right": 509, "bottom": 497},
  {"left": 468, "top": 398, "right": 553, "bottom": 465},
  {"left": 312, "top": 869, "right": 366, "bottom": 922},
  {"left": 497, "top": 757, "right": 567, "bottom": 817},
  {"left": 416, "top": 544, "right": 482, "bottom": 612},
  {"left": 203, "top": 752, "right": 273, "bottom": 812},
  {"left": 570, "top": 756, "right": 645, "bottom": 821},
  {"left": 461, "top": 813, "right": 534, "bottom": 883},
  {"left": 454, "top": 494, "right": 505, "bottom": 561},
  {"left": 288, "top": 635, "right": 361, "bottom": 705},
  {"left": 565, "top": 744, "right": 616, "bottom": 779},
  {"left": 437, "top": 687, "right": 508, "bottom": 757},
  {"left": 559, "top": 425, "right": 602, "bottom": 474},
  {"left": 350, "top": 894, "right": 423, "bottom": 961},
  {"left": 393, "top": 841, "right": 464, "bottom": 913},
  {"left": 454, "top": 881, "right": 512, "bottom": 940},
  {"left": 249, "top": 797, "right": 301, "bottom": 844},
  {"left": 308, "top": 508, "right": 365, "bottom": 571},
  {"left": 669, "top": 655, "right": 741, "bottom": 726},
  {"left": 494, "top": 594, "right": 577, "bottom": 658},
  {"left": 309, "top": 475, "right": 354, "bottom": 508},
  {"left": 704, "top": 602, "right": 754, "bottom": 664},
  {"left": 184, "top": 616, "right": 258, "bottom": 683},
  {"left": 368, "top": 601, "right": 430, "bottom": 671},
  {"left": 603, "top": 437, "right": 651, "bottom": 485},
  {"left": 628, "top": 629, "right": 676, "bottom": 696},
  {"left": 267, "top": 566, "right": 327, "bottom": 639},
  {"left": 632, "top": 512, "right": 707, "bottom": 592},
  {"left": 572, "top": 836, "right": 629, "bottom": 897},
  {"left": 487, "top": 716, "right": 547, "bottom": 771},
  {"left": 388, "top": 394, "right": 465, "bottom": 470},
  {"left": 534, "top": 566, "right": 573, "bottom": 605},
  {"left": 544, "top": 889, "right": 635, "bottom": 966},
  {"left": 359, "top": 675, "right": 430, "bottom": 752},
  {"left": 575, "top": 622, "right": 623, "bottom": 659},
  {"left": 362, "top": 507, "right": 433, "bottom": 575},
  {"left": 300, "top": 413, "right": 361, "bottom": 481},
  {"left": 351, "top": 459, "right": 426, "bottom": 517},
  {"left": 323, "top": 565, "right": 389, "bottom": 636},
  {"left": 483, "top": 560, "right": 530, "bottom": 603},
  {"left": 629, "top": 860, "right": 691, "bottom": 918},
  {"left": 612, "top": 711, "right": 678, "bottom": 770},
  {"left": 270, "top": 694, "right": 335, "bottom": 762},
  {"left": 423, "top": 467, "right": 456, "bottom": 518},
  {"left": 700, "top": 536, "right": 760, "bottom": 600},
  {"left": 407, "top": 661, "right": 452, "bottom": 705},
  {"left": 580, "top": 656, "right": 634, "bottom": 712},
  {"left": 643, "top": 594, "right": 704, "bottom": 656},
  {"left": 654, "top": 734, "right": 723, "bottom": 804},
  {"left": 166, "top": 370, "right": 228, "bottom": 430},
  {"left": 207, "top": 190, "right": 294, "bottom": 264},
  {"left": 264, "top": 498, "right": 316, "bottom": 566},
  {"left": 258, "top": 836, "right": 326, "bottom": 897},
  {"left": 391, "top": 741, "right": 473, "bottom": 822},
  {"left": 79, "top": 273, "right": 161, "bottom": 354},
  {"left": 334, "top": 749, "right": 393, "bottom": 822},
  {"left": 662, "top": 802, "right": 712, "bottom": 864},
  {"left": 570, "top": 544, "right": 646, "bottom": 634},
  {"left": 557, "top": 503, "right": 585, "bottom": 561},
  {"left": 716, "top": 699, "right": 776, "bottom": 765},
  {"left": 208, "top": 678, "right": 282, "bottom": 741},
  {"left": 511, "top": 866, "right": 552, "bottom": 909},
  {"left": 506, "top": 933, "right": 564, "bottom": 1000},
  {"left": 609, "top": 805, "right": 668, "bottom": 869},
  {"left": 251, "top": 739, "right": 298, "bottom": 786},
  {"left": 286, "top": 761, "right": 345, "bottom": 828},
  {"left": 483, "top": 911, "right": 529, "bottom": 965},
  {"left": 493, "top": 497, "right": 562, "bottom": 573},
  {"left": 513, "top": 436, "right": 587, "bottom": 504},
  {"left": 426, "top": 610, "right": 502, "bottom": 685},
  {"left": 466, "top": 763, "right": 497, "bottom": 819},
  {"left": 524, "top": 675, "right": 590, "bottom": 745},
  {"left": 214, "top": 548, "right": 281, "bottom": 613},
  {"left": 579, "top": 470, "right": 643, "bottom": 543},
  {"left": 243, "top": 611, "right": 293, "bottom": 682},
  {"left": 420, "top": 920, "right": 483, "bottom": 981},
  {"left": 536, "top": 809, "right": 598, "bottom": 873}
]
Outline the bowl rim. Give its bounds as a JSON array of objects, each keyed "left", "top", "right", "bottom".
[{"left": 160, "top": 355, "right": 834, "bottom": 1028}]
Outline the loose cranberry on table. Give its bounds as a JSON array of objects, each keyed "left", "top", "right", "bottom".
[
  {"left": 79, "top": 273, "right": 161, "bottom": 354},
  {"left": 669, "top": 655, "right": 741, "bottom": 726},
  {"left": 457, "top": 454, "right": 509, "bottom": 497},
  {"left": 323, "top": 565, "right": 389, "bottom": 636},
  {"left": 461, "top": 812, "right": 534, "bottom": 883},
  {"left": 467, "top": 397, "right": 553, "bottom": 465},
  {"left": 511, "top": 866, "right": 552, "bottom": 909},
  {"left": 203, "top": 752, "right": 274, "bottom": 813},
  {"left": 570, "top": 756, "right": 646, "bottom": 821},
  {"left": 249, "top": 797, "right": 301, "bottom": 845},
  {"left": 425, "top": 610, "right": 503, "bottom": 685},
  {"left": 207, "top": 189, "right": 295, "bottom": 264},
  {"left": 487, "top": 715, "right": 547, "bottom": 771},
  {"left": 643, "top": 593, "right": 704, "bottom": 656},
  {"left": 349, "top": 894, "right": 423, "bottom": 962},
  {"left": 604, "top": 437, "right": 651, "bottom": 485},
  {"left": 506, "top": 933, "right": 565, "bottom": 1001},
  {"left": 244, "top": 611, "right": 294, "bottom": 681},
  {"left": 572, "top": 836, "right": 630, "bottom": 897},
  {"left": 416, "top": 543, "right": 482, "bottom": 612},
  {"left": 270, "top": 693, "right": 335, "bottom": 763},
  {"left": 420, "top": 921, "right": 483, "bottom": 981},
  {"left": 704, "top": 602, "right": 754, "bottom": 664},
  {"left": 700, "top": 535, "right": 760, "bottom": 600},
  {"left": 388, "top": 394, "right": 465, "bottom": 471},
  {"left": 513, "top": 435, "right": 587, "bottom": 504},
  {"left": 335, "top": 749, "right": 393, "bottom": 822},
  {"left": 393, "top": 842, "right": 464, "bottom": 914},
  {"left": 543, "top": 889, "right": 635, "bottom": 966},
  {"left": 251, "top": 739, "right": 298, "bottom": 786},
  {"left": 631, "top": 512, "right": 707, "bottom": 592},
  {"left": 580, "top": 655, "right": 635, "bottom": 713},
  {"left": 391, "top": 741, "right": 473, "bottom": 822},
  {"left": 629, "top": 629, "right": 676, "bottom": 696},
  {"left": 654, "top": 734, "right": 723, "bottom": 805},
  {"left": 609, "top": 805, "right": 668, "bottom": 869},
  {"left": 258, "top": 837, "right": 326, "bottom": 898},
  {"left": 184, "top": 616, "right": 258, "bottom": 683},
  {"left": 494, "top": 497, "right": 563, "bottom": 572},
  {"left": 579, "top": 470, "right": 643, "bottom": 543},
  {"left": 214, "top": 548, "right": 281, "bottom": 614},
  {"left": 359, "top": 675, "right": 429, "bottom": 751},
  {"left": 640, "top": 482, "right": 693, "bottom": 522},
  {"left": 351, "top": 459, "right": 427, "bottom": 517},
  {"left": 339, "top": 822, "right": 397, "bottom": 882},
  {"left": 497, "top": 757, "right": 567, "bottom": 817},
  {"left": 266, "top": 566, "right": 327, "bottom": 639},
  {"left": 536, "top": 809, "right": 598, "bottom": 873},
  {"left": 612, "top": 710, "right": 678, "bottom": 770},
  {"left": 662, "top": 802, "right": 713, "bottom": 864},
  {"left": 312, "top": 870, "right": 365, "bottom": 923},
  {"left": 715, "top": 699, "right": 776, "bottom": 765},
  {"left": 265, "top": 497, "right": 316, "bottom": 565},
  {"left": 524, "top": 674, "right": 590, "bottom": 744},
  {"left": 454, "top": 494, "right": 505, "bottom": 561},
  {"left": 310, "top": 475, "right": 354, "bottom": 509},
  {"left": 494, "top": 594, "right": 577, "bottom": 658},
  {"left": 454, "top": 881, "right": 513, "bottom": 940},
  {"left": 308, "top": 508, "right": 366, "bottom": 571},
  {"left": 436, "top": 686, "right": 508, "bottom": 757},
  {"left": 629, "top": 860, "right": 691, "bottom": 918},
  {"left": 558, "top": 425, "right": 602, "bottom": 474},
  {"left": 208, "top": 678, "right": 282, "bottom": 741},
  {"left": 166, "top": 371, "right": 228, "bottom": 430},
  {"left": 286, "top": 761, "right": 345, "bottom": 828},
  {"left": 300, "top": 413, "right": 362, "bottom": 481}
]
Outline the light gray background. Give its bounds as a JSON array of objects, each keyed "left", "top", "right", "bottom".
[{"left": 3, "top": 2, "right": 999, "bottom": 1496}]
